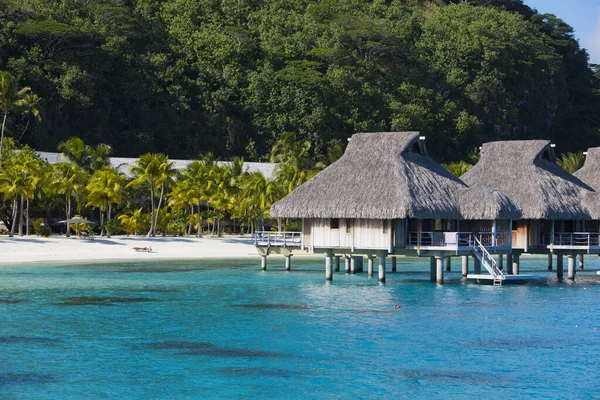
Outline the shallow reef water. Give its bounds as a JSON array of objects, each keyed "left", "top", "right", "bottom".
[{"left": 0, "top": 256, "right": 598, "bottom": 399}]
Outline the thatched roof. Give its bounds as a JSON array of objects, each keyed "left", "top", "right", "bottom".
[
  {"left": 270, "top": 132, "right": 520, "bottom": 220},
  {"left": 461, "top": 140, "right": 593, "bottom": 220},
  {"left": 455, "top": 187, "right": 521, "bottom": 220},
  {"left": 582, "top": 192, "right": 600, "bottom": 219},
  {"left": 574, "top": 147, "right": 600, "bottom": 191}
]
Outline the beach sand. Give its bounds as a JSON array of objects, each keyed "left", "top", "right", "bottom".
[{"left": 0, "top": 235, "right": 262, "bottom": 264}]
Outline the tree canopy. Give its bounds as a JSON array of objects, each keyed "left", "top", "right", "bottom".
[{"left": 0, "top": 0, "right": 598, "bottom": 163}]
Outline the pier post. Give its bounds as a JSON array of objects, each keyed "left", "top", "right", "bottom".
[
  {"left": 513, "top": 254, "right": 520, "bottom": 275},
  {"left": 345, "top": 256, "right": 351, "bottom": 273},
  {"left": 567, "top": 255, "right": 576, "bottom": 281},
  {"left": 506, "top": 253, "right": 513, "bottom": 275},
  {"left": 356, "top": 257, "right": 364, "bottom": 273},
  {"left": 548, "top": 254, "right": 553, "bottom": 270},
  {"left": 578, "top": 254, "right": 584, "bottom": 270},
  {"left": 367, "top": 255, "right": 374, "bottom": 277},
  {"left": 436, "top": 256, "right": 444, "bottom": 285},
  {"left": 391, "top": 256, "right": 397, "bottom": 272},
  {"left": 445, "top": 257, "right": 451, "bottom": 272},
  {"left": 461, "top": 256, "right": 468, "bottom": 276},
  {"left": 351, "top": 256, "right": 357, "bottom": 274},
  {"left": 498, "top": 254, "right": 504, "bottom": 271},
  {"left": 430, "top": 257, "right": 436, "bottom": 282},
  {"left": 556, "top": 254, "right": 564, "bottom": 279},
  {"left": 334, "top": 256, "right": 340, "bottom": 272},
  {"left": 325, "top": 250, "right": 333, "bottom": 281},
  {"left": 285, "top": 255, "right": 292, "bottom": 271},
  {"left": 473, "top": 256, "right": 481, "bottom": 274},
  {"left": 261, "top": 255, "right": 267, "bottom": 271},
  {"left": 378, "top": 252, "right": 386, "bottom": 283}
]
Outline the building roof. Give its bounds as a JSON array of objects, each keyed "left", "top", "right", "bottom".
[
  {"left": 36, "top": 152, "right": 277, "bottom": 179},
  {"left": 573, "top": 147, "right": 600, "bottom": 191},
  {"left": 461, "top": 140, "right": 593, "bottom": 220},
  {"left": 271, "top": 132, "right": 520, "bottom": 220}
]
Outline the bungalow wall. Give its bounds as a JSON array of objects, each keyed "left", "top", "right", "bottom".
[{"left": 307, "top": 218, "right": 390, "bottom": 250}]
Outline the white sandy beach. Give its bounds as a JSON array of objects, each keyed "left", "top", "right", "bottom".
[{"left": 0, "top": 235, "right": 262, "bottom": 264}]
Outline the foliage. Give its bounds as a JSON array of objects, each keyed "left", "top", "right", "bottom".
[
  {"left": 556, "top": 152, "right": 585, "bottom": 174},
  {"left": 443, "top": 161, "right": 473, "bottom": 178}
]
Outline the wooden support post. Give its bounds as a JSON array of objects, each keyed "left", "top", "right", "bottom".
[
  {"left": 261, "top": 255, "right": 267, "bottom": 271},
  {"left": 498, "top": 254, "right": 504, "bottom": 271},
  {"left": 430, "top": 257, "right": 436, "bottom": 282},
  {"left": 568, "top": 255, "right": 576, "bottom": 281},
  {"left": 513, "top": 254, "right": 520, "bottom": 275},
  {"left": 344, "top": 256, "right": 351, "bottom": 273},
  {"left": 436, "top": 256, "right": 444, "bottom": 285},
  {"left": 391, "top": 256, "right": 397, "bottom": 272},
  {"left": 461, "top": 256, "right": 468, "bottom": 276},
  {"left": 325, "top": 250, "right": 333, "bottom": 281},
  {"left": 548, "top": 253, "right": 553, "bottom": 270},
  {"left": 445, "top": 257, "right": 451, "bottom": 272},
  {"left": 378, "top": 252, "right": 386, "bottom": 283},
  {"left": 334, "top": 255, "right": 340, "bottom": 272},
  {"left": 578, "top": 254, "right": 584, "bottom": 270},
  {"left": 351, "top": 256, "right": 357, "bottom": 274},
  {"left": 506, "top": 253, "right": 513, "bottom": 275},
  {"left": 367, "top": 255, "right": 374, "bottom": 277},
  {"left": 285, "top": 255, "right": 291, "bottom": 271},
  {"left": 473, "top": 256, "right": 481, "bottom": 274},
  {"left": 356, "top": 257, "right": 364, "bottom": 273},
  {"left": 556, "top": 254, "right": 564, "bottom": 279}
]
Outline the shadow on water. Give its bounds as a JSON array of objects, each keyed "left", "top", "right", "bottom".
[
  {"left": 463, "top": 337, "right": 556, "bottom": 350},
  {"left": 0, "top": 299, "right": 23, "bottom": 304},
  {"left": 0, "top": 373, "right": 56, "bottom": 386},
  {"left": 218, "top": 367, "right": 292, "bottom": 378},
  {"left": 398, "top": 369, "right": 513, "bottom": 386},
  {"left": 59, "top": 296, "right": 154, "bottom": 306},
  {"left": 233, "top": 304, "right": 314, "bottom": 310},
  {"left": 0, "top": 336, "right": 59, "bottom": 344},
  {"left": 145, "top": 341, "right": 280, "bottom": 358}
]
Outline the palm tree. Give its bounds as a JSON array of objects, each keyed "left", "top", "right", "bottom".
[
  {"left": 50, "top": 162, "right": 88, "bottom": 237},
  {"left": 118, "top": 208, "right": 150, "bottom": 236},
  {"left": 57, "top": 137, "right": 112, "bottom": 172},
  {"left": 443, "top": 161, "right": 473, "bottom": 177},
  {"left": 86, "top": 166, "right": 125, "bottom": 237},
  {"left": 127, "top": 153, "right": 176, "bottom": 237},
  {"left": 557, "top": 152, "right": 585, "bottom": 174},
  {"left": 183, "top": 158, "right": 213, "bottom": 237},
  {"left": 0, "top": 147, "right": 42, "bottom": 236},
  {"left": 269, "top": 131, "right": 312, "bottom": 169},
  {"left": 242, "top": 172, "right": 281, "bottom": 232},
  {"left": 16, "top": 92, "right": 42, "bottom": 143},
  {"left": 0, "top": 71, "right": 37, "bottom": 159}
]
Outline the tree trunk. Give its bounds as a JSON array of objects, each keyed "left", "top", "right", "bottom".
[
  {"left": 18, "top": 195, "right": 24, "bottom": 236},
  {"left": 9, "top": 197, "right": 17, "bottom": 237},
  {"left": 17, "top": 116, "right": 30, "bottom": 143},
  {"left": 146, "top": 184, "right": 155, "bottom": 237},
  {"left": 154, "top": 182, "right": 165, "bottom": 237},
  {"left": 0, "top": 111, "right": 8, "bottom": 160},
  {"left": 99, "top": 208, "right": 105, "bottom": 237},
  {"left": 25, "top": 198, "right": 30, "bottom": 236},
  {"left": 197, "top": 196, "right": 203, "bottom": 238},
  {"left": 65, "top": 194, "right": 71, "bottom": 237},
  {"left": 106, "top": 204, "right": 112, "bottom": 238}
]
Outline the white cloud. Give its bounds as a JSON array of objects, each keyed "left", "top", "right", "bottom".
[{"left": 584, "top": 6, "right": 600, "bottom": 64}]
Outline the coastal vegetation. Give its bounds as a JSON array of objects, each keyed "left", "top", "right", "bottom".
[{"left": 0, "top": 0, "right": 598, "bottom": 164}]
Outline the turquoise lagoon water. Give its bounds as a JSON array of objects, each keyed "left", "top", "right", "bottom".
[{"left": 0, "top": 256, "right": 599, "bottom": 399}]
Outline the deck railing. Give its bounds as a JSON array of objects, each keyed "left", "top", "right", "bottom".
[
  {"left": 548, "top": 232, "right": 600, "bottom": 248},
  {"left": 408, "top": 231, "right": 511, "bottom": 249},
  {"left": 253, "top": 231, "right": 302, "bottom": 247}
]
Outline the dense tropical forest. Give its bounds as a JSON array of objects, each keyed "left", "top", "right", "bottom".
[{"left": 0, "top": 0, "right": 599, "bottom": 163}]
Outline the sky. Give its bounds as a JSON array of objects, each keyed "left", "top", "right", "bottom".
[{"left": 525, "top": 0, "right": 600, "bottom": 64}]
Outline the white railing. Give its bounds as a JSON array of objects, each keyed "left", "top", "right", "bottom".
[
  {"left": 549, "top": 232, "right": 600, "bottom": 248},
  {"left": 253, "top": 231, "right": 302, "bottom": 247},
  {"left": 407, "top": 231, "right": 510, "bottom": 249},
  {"left": 472, "top": 235, "right": 504, "bottom": 279}
]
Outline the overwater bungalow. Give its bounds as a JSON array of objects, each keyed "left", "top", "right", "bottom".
[
  {"left": 259, "top": 132, "right": 521, "bottom": 284},
  {"left": 461, "top": 140, "right": 600, "bottom": 280}
]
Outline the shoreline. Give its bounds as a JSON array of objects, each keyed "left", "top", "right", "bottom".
[{"left": 0, "top": 235, "right": 265, "bottom": 265}]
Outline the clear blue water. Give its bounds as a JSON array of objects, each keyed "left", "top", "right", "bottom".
[{"left": 0, "top": 255, "right": 599, "bottom": 399}]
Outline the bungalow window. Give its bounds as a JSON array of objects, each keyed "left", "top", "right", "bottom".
[
  {"left": 331, "top": 218, "right": 340, "bottom": 230},
  {"left": 345, "top": 219, "right": 352, "bottom": 233}
]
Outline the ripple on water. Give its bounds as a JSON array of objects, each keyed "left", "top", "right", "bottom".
[
  {"left": 233, "top": 304, "right": 313, "bottom": 310},
  {"left": 59, "top": 296, "right": 154, "bottom": 306},
  {"left": 398, "top": 369, "right": 508, "bottom": 386},
  {"left": 0, "top": 299, "right": 23, "bottom": 304},
  {"left": 145, "top": 340, "right": 280, "bottom": 358},
  {"left": 0, "top": 336, "right": 59, "bottom": 344},
  {"left": 218, "top": 367, "right": 292, "bottom": 378},
  {"left": 0, "top": 373, "right": 56, "bottom": 386}
]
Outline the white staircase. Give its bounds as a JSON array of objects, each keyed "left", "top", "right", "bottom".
[{"left": 471, "top": 235, "right": 504, "bottom": 286}]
